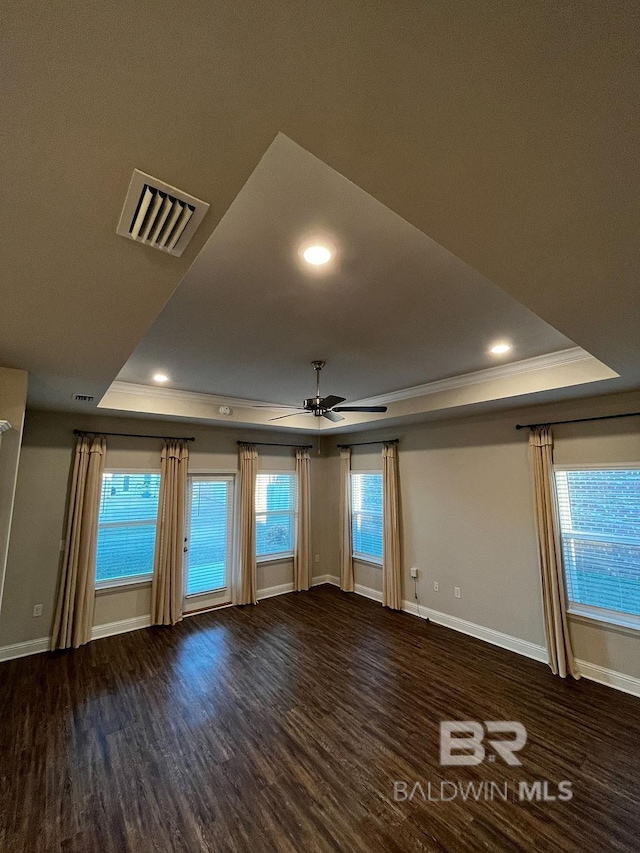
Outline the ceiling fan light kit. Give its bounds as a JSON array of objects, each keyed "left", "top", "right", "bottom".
[{"left": 262, "top": 361, "right": 388, "bottom": 422}]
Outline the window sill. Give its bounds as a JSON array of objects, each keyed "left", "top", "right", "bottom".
[
  {"left": 95, "top": 575, "right": 153, "bottom": 594},
  {"left": 568, "top": 605, "right": 640, "bottom": 635},
  {"left": 352, "top": 555, "right": 383, "bottom": 568},
  {"left": 257, "top": 554, "right": 294, "bottom": 565},
  {"left": 185, "top": 587, "right": 227, "bottom": 599}
]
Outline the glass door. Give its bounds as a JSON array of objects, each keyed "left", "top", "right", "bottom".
[{"left": 184, "top": 475, "right": 234, "bottom": 612}]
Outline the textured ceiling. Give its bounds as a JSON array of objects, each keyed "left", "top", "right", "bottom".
[{"left": 1, "top": 1, "right": 638, "bottom": 414}]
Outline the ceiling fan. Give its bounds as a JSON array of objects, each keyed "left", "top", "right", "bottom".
[{"left": 255, "top": 361, "right": 388, "bottom": 422}]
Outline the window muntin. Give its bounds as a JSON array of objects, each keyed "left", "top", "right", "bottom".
[
  {"left": 554, "top": 466, "right": 640, "bottom": 624},
  {"left": 255, "top": 473, "right": 297, "bottom": 560},
  {"left": 96, "top": 472, "right": 161, "bottom": 587},
  {"left": 185, "top": 476, "right": 233, "bottom": 596},
  {"left": 351, "top": 471, "right": 383, "bottom": 564}
]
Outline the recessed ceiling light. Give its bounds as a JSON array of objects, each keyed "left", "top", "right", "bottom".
[
  {"left": 489, "top": 343, "right": 512, "bottom": 355},
  {"left": 303, "top": 245, "right": 332, "bottom": 265},
  {"left": 153, "top": 373, "right": 169, "bottom": 383}
]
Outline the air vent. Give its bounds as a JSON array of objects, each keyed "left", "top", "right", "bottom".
[
  {"left": 72, "top": 394, "right": 95, "bottom": 402},
  {"left": 116, "top": 170, "right": 210, "bottom": 257}
]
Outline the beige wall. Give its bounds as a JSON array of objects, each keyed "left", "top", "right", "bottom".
[
  {"left": 0, "top": 410, "right": 319, "bottom": 646},
  {"left": 324, "top": 390, "right": 640, "bottom": 679},
  {"left": 0, "top": 367, "right": 28, "bottom": 614},
  {"left": 3, "top": 390, "right": 640, "bottom": 685}
]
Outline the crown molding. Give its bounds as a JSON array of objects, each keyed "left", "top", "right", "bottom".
[
  {"left": 105, "top": 347, "right": 608, "bottom": 424},
  {"left": 348, "top": 347, "right": 595, "bottom": 406}
]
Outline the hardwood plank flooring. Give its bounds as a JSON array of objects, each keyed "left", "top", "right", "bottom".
[{"left": 1, "top": 585, "right": 639, "bottom": 852}]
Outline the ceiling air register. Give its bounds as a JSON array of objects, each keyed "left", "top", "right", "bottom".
[{"left": 116, "top": 169, "right": 209, "bottom": 257}]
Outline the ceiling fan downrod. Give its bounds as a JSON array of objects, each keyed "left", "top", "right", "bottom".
[{"left": 310, "top": 360, "right": 326, "bottom": 411}]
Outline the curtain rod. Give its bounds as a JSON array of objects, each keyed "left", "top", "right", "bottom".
[
  {"left": 336, "top": 438, "right": 399, "bottom": 448},
  {"left": 237, "top": 440, "right": 313, "bottom": 449},
  {"left": 515, "top": 412, "right": 640, "bottom": 431},
  {"left": 73, "top": 429, "right": 195, "bottom": 441}
]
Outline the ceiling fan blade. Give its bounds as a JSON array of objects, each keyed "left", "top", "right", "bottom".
[
  {"left": 322, "top": 410, "right": 345, "bottom": 422},
  {"left": 332, "top": 406, "right": 388, "bottom": 413},
  {"left": 319, "top": 395, "right": 346, "bottom": 409},
  {"left": 252, "top": 404, "right": 305, "bottom": 410},
  {"left": 268, "top": 412, "right": 313, "bottom": 421}
]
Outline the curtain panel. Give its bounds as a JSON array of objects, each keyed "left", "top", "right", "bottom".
[
  {"left": 382, "top": 442, "right": 401, "bottom": 610},
  {"left": 339, "top": 448, "right": 354, "bottom": 592},
  {"left": 529, "top": 426, "right": 579, "bottom": 679},
  {"left": 294, "top": 448, "right": 311, "bottom": 591},
  {"left": 235, "top": 443, "right": 258, "bottom": 605},
  {"left": 151, "top": 440, "right": 189, "bottom": 626},
  {"left": 52, "top": 435, "right": 106, "bottom": 649}
]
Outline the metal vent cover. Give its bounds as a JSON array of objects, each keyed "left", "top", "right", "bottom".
[
  {"left": 116, "top": 170, "right": 209, "bottom": 257},
  {"left": 72, "top": 394, "right": 95, "bottom": 402}
]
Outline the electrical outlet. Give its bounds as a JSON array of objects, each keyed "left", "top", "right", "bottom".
[
  {"left": 314, "top": 554, "right": 320, "bottom": 563},
  {"left": 410, "top": 567, "right": 418, "bottom": 579},
  {"left": 32, "top": 604, "right": 43, "bottom": 617},
  {"left": 454, "top": 587, "right": 461, "bottom": 599},
  {"left": 433, "top": 581, "right": 439, "bottom": 592}
]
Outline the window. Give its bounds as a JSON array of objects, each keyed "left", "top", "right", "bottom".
[
  {"left": 185, "top": 476, "right": 233, "bottom": 596},
  {"left": 96, "top": 472, "right": 161, "bottom": 587},
  {"left": 351, "top": 472, "right": 383, "bottom": 564},
  {"left": 255, "top": 473, "right": 296, "bottom": 560},
  {"left": 555, "top": 466, "right": 640, "bottom": 627}
]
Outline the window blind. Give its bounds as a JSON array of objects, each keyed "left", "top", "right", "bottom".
[
  {"left": 96, "top": 472, "right": 161, "bottom": 584},
  {"left": 555, "top": 468, "right": 640, "bottom": 618},
  {"left": 255, "top": 473, "right": 296, "bottom": 558},
  {"left": 351, "top": 472, "right": 383, "bottom": 562},
  {"left": 186, "top": 478, "right": 232, "bottom": 595}
]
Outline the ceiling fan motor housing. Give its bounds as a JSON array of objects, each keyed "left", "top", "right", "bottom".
[{"left": 304, "top": 397, "right": 324, "bottom": 415}]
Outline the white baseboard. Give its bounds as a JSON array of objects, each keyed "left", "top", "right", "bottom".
[
  {"left": 257, "top": 581, "right": 294, "bottom": 600},
  {"left": 91, "top": 615, "right": 151, "bottom": 641},
  {"left": 400, "top": 598, "right": 549, "bottom": 664},
  {"left": 576, "top": 659, "right": 640, "bottom": 698},
  {"left": 355, "top": 583, "right": 383, "bottom": 603},
  {"left": 0, "top": 636, "right": 50, "bottom": 662},
  {"left": 0, "top": 616, "right": 153, "bottom": 660},
  {"left": 311, "top": 574, "right": 340, "bottom": 587}
]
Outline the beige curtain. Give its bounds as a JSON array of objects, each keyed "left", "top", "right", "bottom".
[
  {"left": 236, "top": 443, "right": 258, "bottom": 605},
  {"left": 52, "top": 435, "right": 106, "bottom": 649},
  {"left": 294, "top": 448, "right": 311, "bottom": 591},
  {"left": 151, "top": 440, "right": 189, "bottom": 626},
  {"left": 339, "top": 448, "right": 354, "bottom": 592},
  {"left": 382, "top": 442, "right": 402, "bottom": 610},
  {"left": 530, "top": 426, "right": 580, "bottom": 679}
]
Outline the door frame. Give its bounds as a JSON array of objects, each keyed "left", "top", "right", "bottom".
[{"left": 183, "top": 472, "right": 235, "bottom": 613}]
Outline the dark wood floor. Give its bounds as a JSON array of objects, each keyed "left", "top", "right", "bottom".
[{"left": 1, "top": 586, "right": 639, "bottom": 852}]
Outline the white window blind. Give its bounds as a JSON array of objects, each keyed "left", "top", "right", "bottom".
[
  {"left": 351, "top": 472, "right": 383, "bottom": 563},
  {"left": 96, "top": 472, "right": 161, "bottom": 586},
  {"left": 186, "top": 477, "right": 233, "bottom": 596},
  {"left": 555, "top": 467, "right": 640, "bottom": 621},
  {"left": 255, "top": 473, "right": 296, "bottom": 559}
]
